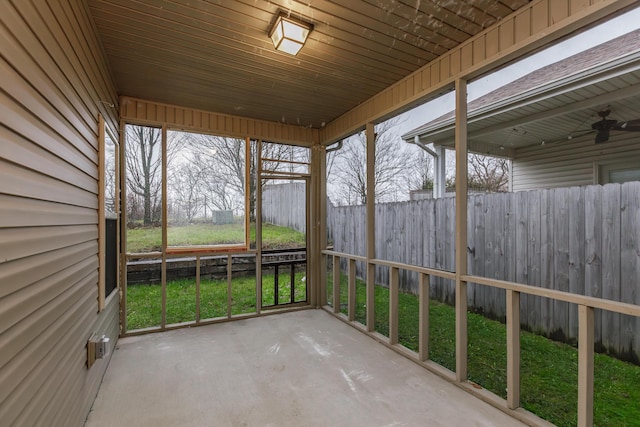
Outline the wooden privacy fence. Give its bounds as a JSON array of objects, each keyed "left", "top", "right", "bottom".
[
  {"left": 328, "top": 182, "right": 640, "bottom": 361},
  {"left": 264, "top": 182, "right": 640, "bottom": 360},
  {"left": 262, "top": 182, "right": 307, "bottom": 233}
]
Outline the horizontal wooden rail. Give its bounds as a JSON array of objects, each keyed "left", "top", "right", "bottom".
[
  {"left": 323, "top": 250, "right": 457, "bottom": 280},
  {"left": 463, "top": 274, "right": 640, "bottom": 317},
  {"left": 370, "top": 258, "right": 456, "bottom": 280},
  {"left": 322, "top": 249, "right": 367, "bottom": 262},
  {"left": 261, "top": 157, "right": 310, "bottom": 166}
]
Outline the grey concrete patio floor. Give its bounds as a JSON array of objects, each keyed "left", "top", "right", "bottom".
[{"left": 85, "top": 309, "right": 525, "bottom": 427}]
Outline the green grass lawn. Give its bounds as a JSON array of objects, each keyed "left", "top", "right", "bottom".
[
  {"left": 126, "top": 223, "right": 305, "bottom": 252},
  {"left": 327, "top": 274, "right": 640, "bottom": 427},
  {"left": 126, "top": 271, "right": 307, "bottom": 329}
]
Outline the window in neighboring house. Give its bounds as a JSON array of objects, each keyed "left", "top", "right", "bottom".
[
  {"left": 598, "top": 159, "right": 640, "bottom": 184},
  {"left": 608, "top": 167, "right": 640, "bottom": 183}
]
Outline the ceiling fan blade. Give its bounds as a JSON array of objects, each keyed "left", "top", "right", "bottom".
[{"left": 612, "top": 119, "right": 640, "bottom": 132}]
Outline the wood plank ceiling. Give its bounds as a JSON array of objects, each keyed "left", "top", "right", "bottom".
[{"left": 87, "top": 0, "right": 530, "bottom": 129}]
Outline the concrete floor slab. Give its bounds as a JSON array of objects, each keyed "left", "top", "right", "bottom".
[{"left": 85, "top": 310, "right": 524, "bottom": 427}]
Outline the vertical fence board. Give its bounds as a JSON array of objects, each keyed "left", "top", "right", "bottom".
[
  {"left": 467, "top": 195, "right": 477, "bottom": 307},
  {"left": 528, "top": 190, "right": 542, "bottom": 332},
  {"left": 568, "top": 187, "right": 585, "bottom": 340},
  {"left": 474, "top": 194, "right": 486, "bottom": 315},
  {"left": 553, "top": 188, "right": 570, "bottom": 339},
  {"left": 485, "top": 195, "right": 497, "bottom": 315},
  {"left": 621, "top": 182, "right": 640, "bottom": 357},
  {"left": 515, "top": 191, "right": 529, "bottom": 325},
  {"left": 446, "top": 197, "right": 456, "bottom": 303},
  {"left": 601, "top": 184, "right": 621, "bottom": 354},
  {"left": 540, "top": 189, "right": 554, "bottom": 333},
  {"left": 584, "top": 185, "right": 603, "bottom": 345}
]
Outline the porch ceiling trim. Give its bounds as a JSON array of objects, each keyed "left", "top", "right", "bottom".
[
  {"left": 120, "top": 97, "right": 318, "bottom": 146},
  {"left": 319, "top": 0, "right": 638, "bottom": 145}
]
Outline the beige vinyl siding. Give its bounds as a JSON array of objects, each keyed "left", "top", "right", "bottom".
[
  {"left": 512, "top": 133, "right": 640, "bottom": 191},
  {"left": 0, "top": 0, "right": 119, "bottom": 426}
]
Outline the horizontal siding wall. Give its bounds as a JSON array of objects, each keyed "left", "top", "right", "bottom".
[
  {"left": 121, "top": 97, "right": 318, "bottom": 147},
  {"left": 0, "top": 1, "right": 119, "bottom": 426},
  {"left": 512, "top": 133, "right": 640, "bottom": 191}
]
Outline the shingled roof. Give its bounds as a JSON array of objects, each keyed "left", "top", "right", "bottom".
[{"left": 403, "top": 28, "right": 640, "bottom": 141}]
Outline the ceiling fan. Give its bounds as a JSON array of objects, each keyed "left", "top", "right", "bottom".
[{"left": 588, "top": 109, "right": 640, "bottom": 143}]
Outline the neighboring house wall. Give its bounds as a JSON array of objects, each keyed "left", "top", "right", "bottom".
[
  {"left": 1, "top": 1, "right": 119, "bottom": 426},
  {"left": 512, "top": 133, "right": 640, "bottom": 191}
]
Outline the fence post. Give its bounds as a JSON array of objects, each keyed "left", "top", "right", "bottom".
[
  {"left": 578, "top": 305, "right": 595, "bottom": 427},
  {"left": 506, "top": 289, "right": 521, "bottom": 409}
]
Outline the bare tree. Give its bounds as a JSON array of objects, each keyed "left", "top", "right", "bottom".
[
  {"left": 329, "top": 119, "right": 411, "bottom": 205},
  {"left": 125, "top": 125, "right": 162, "bottom": 226},
  {"left": 406, "top": 147, "right": 434, "bottom": 191},
  {"left": 125, "top": 125, "right": 186, "bottom": 226},
  {"left": 468, "top": 153, "right": 510, "bottom": 192},
  {"left": 168, "top": 163, "right": 204, "bottom": 224}
]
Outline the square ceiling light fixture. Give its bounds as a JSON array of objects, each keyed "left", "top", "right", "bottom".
[{"left": 269, "top": 12, "right": 313, "bottom": 56}]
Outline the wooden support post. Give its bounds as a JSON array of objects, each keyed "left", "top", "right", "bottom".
[
  {"left": 161, "top": 253, "right": 167, "bottom": 328},
  {"left": 419, "top": 273, "right": 430, "bottom": 361},
  {"left": 195, "top": 255, "right": 201, "bottom": 323},
  {"left": 310, "top": 145, "right": 325, "bottom": 308},
  {"left": 256, "top": 140, "right": 263, "bottom": 314},
  {"left": 318, "top": 145, "right": 328, "bottom": 307},
  {"left": 227, "top": 254, "right": 233, "bottom": 318},
  {"left": 389, "top": 267, "right": 399, "bottom": 345},
  {"left": 455, "top": 78, "right": 468, "bottom": 382},
  {"left": 366, "top": 263, "right": 375, "bottom": 332},
  {"left": 366, "top": 122, "right": 376, "bottom": 332},
  {"left": 348, "top": 259, "right": 356, "bottom": 321},
  {"left": 506, "top": 289, "right": 521, "bottom": 409},
  {"left": 578, "top": 305, "right": 595, "bottom": 427},
  {"left": 161, "top": 125, "right": 168, "bottom": 329},
  {"left": 333, "top": 255, "right": 341, "bottom": 313}
]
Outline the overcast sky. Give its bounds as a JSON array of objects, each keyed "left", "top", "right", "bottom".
[{"left": 398, "top": 6, "right": 640, "bottom": 135}]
